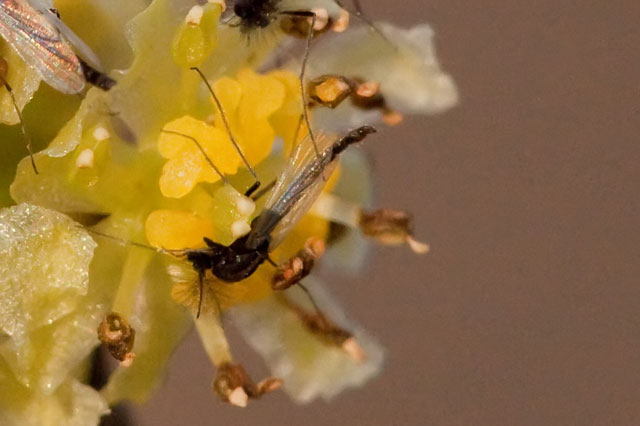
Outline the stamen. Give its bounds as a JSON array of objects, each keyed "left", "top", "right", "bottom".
[
  {"left": 213, "top": 362, "right": 282, "bottom": 406},
  {"left": 282, "top": 296, "right": 366, "bottom": 362},
  {"left": 332, "top": 8, "right": 350, "bottom": 32},
  {"left": 97, "top": 312, "right": 136, "bottom": 367},
  {"left": 360, "top": 208, "right": 428, "bottom": 253},
  {"left": 308, "top": 75, "right": 352, "bottom": 108},
  {"left": 272, "top": 237, "right": 325, "bottom": 291}
]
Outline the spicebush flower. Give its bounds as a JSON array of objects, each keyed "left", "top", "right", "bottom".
[{"left": 0, "top": 0, "right": 456, "bottom": 423}]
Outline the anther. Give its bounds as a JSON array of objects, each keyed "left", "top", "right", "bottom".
[
  {"left": 272, "top": 237, "right": 325, "bottom": 291},
  {"left": 284, "top": 298, "right": 366, "bottom": 362},
  {"left": 97, "top": 312, "right": 136, "bottom": 367},
  {"left": 359, "top": 208, "right": 429, "bottom": 254},
  {"left": 213, "top": 362, "right": 282, "bottom": 407},
  {"left": 308, "top": 75, "right": 353, "bottom": 109}
]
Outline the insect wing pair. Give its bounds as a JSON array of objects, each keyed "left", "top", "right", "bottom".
[
  {"left": 0, "top": 0, "right": 114, "bottom": 94},
  {"left": 165, "top": 125, "right": 374, "bottom": 317}
]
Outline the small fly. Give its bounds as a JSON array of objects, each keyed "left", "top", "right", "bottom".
[
  {"left": 155, "top": 72, "right": 376, "bottom": 316},
  {"left": 0, "top": 0, "right": 115, "bottom": 94},
  {"left": 91, "top": 125, "right": 375, "bottom": 373},
  {"left": 0, "top": 0, "right": 116, "bottom": 173}
]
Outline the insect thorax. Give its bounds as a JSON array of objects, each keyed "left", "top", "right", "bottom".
[{"left": 192, "top": 235, "right": 270, "bottom": 283}]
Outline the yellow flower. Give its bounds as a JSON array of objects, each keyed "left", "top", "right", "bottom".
[
  {"left": 2, "top": 0, "right": 456, "bottom": 419},
  {"left": 157, "top": 68, "right": 302, "bottom": 198}
]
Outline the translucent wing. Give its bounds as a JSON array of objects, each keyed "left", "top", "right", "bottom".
[
  {"left": 262, "top": 132, "right": 338, "bottom": 250},
  {"left": 0, "top": 0, "right": 85, "bottom": 93},
  {"left": 27, "top": 0, "right": 103, "bottom": 68}
]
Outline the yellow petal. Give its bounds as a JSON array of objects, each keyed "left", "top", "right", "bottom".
[
  {"left": 211, "top": 77, "right": 243, "bottom": 124},
  {"left": 268, "top": 70, "right": 307, "bottom": 155},
  {"left": 145, "top": 209, "right": 214, "bottom": 250},
  {"left": 159, "top": 153, "right": 202, "bottom": 198},
  {"left": 237, "top": 68, "right": 285, "bottom": 119},
  {"left": 158, "top": 116, "right": 242, "bottom": 197},
  {"left": 236, "top": 118, "right": 276, "bottom": 166}
]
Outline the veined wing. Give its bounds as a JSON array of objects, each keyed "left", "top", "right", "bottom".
[
  {"left": 0, "top": 0, "right": 84, "bottom": 93},
  {"left": 27, "top": 0, "right": 102, "bottom": 68},
  {"left": 256, "top": 132, "right": 339, "bottom": 250}
]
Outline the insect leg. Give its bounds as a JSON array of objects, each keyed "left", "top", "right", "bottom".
[
  {"left": 0, "top": 58, "right": 37, "bottom": 174},
  {"left": 190, "top": 67, "right": 261, "bottom": 197},
  {"left": 160, "top": 129, "right": 233, "bottom": 188},
  {"left": 296, "top": 281, "right": 326, "bottom": 324},
  {"left": 196, "top": 270, "right": 204, "bottom": 319},
  {"left": 279, "top": 11, "right": 323, "bottom": 173},
  {"left": 336, "top": 0, "right": 389, "bottom": 42}
]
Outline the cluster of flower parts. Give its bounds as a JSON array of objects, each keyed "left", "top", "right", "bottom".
[{"left": 0, "top": 0, "right": 457, "bottom": 424}]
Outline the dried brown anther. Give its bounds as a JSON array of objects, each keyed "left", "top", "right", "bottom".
[
  {"left": 285, "top": 298, "right": 366, "bottom": 362},
  {"left": 307, "top": 74, "right": 403, "bottom": 125},
  {"left": 272, "top": 238, "right": 325, "bottom": 291},
  {"left": 359, "top": 209, "right": 429, "bottom": 254},
  {"left": 97, "top": 312, "right": 136, "bottom": 367},
  {"left": 307, "top": 75, "right": 353, "bottom": 109},
  {"left": 279, "top": 8, "right": 331, "bottom": 39},
  {"left": 213, "top": 362, "right": 283, "bottom": 407}
]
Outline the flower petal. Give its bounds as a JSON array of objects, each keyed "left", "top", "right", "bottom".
[
  {"left": 230, "top": 280, "right": 384, "bottom": 403},
  {"left": 0, "top": 203, "right": 99, "bottom": 391},
  {"left": 145, "top": 209, "right": 215, "bottom": 250}
]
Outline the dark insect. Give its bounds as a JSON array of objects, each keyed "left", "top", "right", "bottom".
[
  {"left": 232, "top": 0, "right": 281, "bottom": 31},
  {"left": 167, "top": 118, "right": 375, "bottom": 316}
]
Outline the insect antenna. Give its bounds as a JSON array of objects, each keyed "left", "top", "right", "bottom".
[
  {"left": 0, "top": 58, "right": 37, "bottom": 174},
  {"left": 278, "top": 11, "right": 323, "bottom": 171},
  {"left": 196, "top": 270, "right": 205, "bottom": 318},
  {"left": 296, "top": 281, "right": 326, "bottom": 322},
  {"left": 250, "top": 178, "right": 277, "bottom": 201},
  {"left": 83, "top": 226, "right": 186, "bottom": 256},
  {"left": 337, "top": 0, "right": 390, "bottom": 43},
  {"left": 190, "top": 67, "right": 261, "bottom": 197},
  {"left": 160, "top": 129, "right": 232, "bottom": 188},
  {"left": 85, "top": 227, "right": 215, "bottom": 319}
]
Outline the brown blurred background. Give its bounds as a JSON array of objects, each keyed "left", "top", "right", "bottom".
[{"left": 132, "top": 1, "right": 640, "bottom": 425}]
